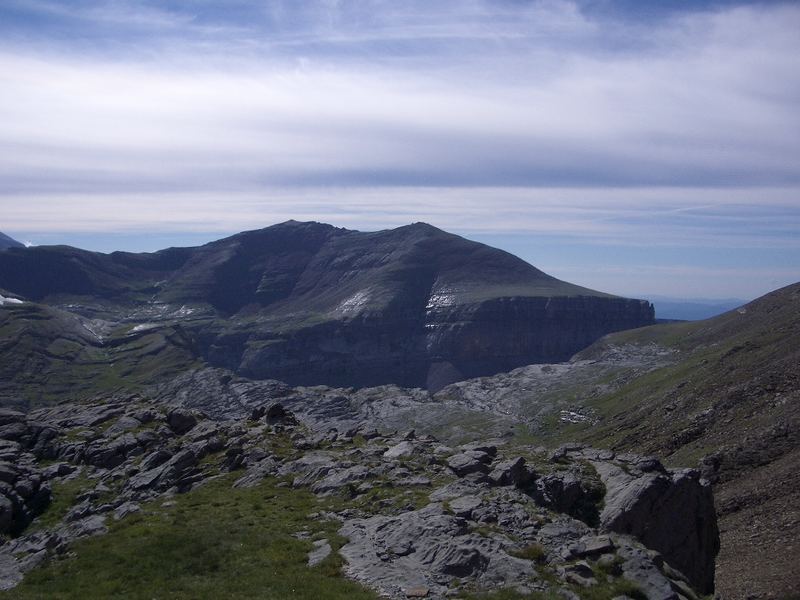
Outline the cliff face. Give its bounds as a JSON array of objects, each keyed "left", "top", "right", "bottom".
[
  {"left": 197, "top": 294, "right": 654, "bottom": 392},
  {"left": 424, "top": 295, "right": 655, "bottom": 390}
]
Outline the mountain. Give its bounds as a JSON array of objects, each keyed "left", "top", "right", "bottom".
[
  {"left": 0, "top": 232, "right": 24, "bottom": 251},
  {"left": 0, "top": 221, "right": 654, "bottom": 397}
]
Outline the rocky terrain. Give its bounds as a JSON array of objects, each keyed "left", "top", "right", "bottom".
[
  {"left": 0, "top": 398, "right": 717, "bottom": 599},
  {"left": 0, "top": 222, "right": 653, "bottom": 398}
]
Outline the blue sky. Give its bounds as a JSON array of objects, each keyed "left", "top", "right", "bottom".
[{"left": 1, "top": 0, "right": 798, "bottom": 299}]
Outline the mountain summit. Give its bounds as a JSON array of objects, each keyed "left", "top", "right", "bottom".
[{"left": 0, "top": 221, "right": 654, "bottom": 392}]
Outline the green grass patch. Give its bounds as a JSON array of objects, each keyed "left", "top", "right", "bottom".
[
  {"left": 3, "top": 475, "right": 378, "bottom": 600},
  {"left": 29, "top": 473, "right": 91, "bottom": 532},
  {"left": 575, "top": 578, "right": 647, "bottom": 600}
]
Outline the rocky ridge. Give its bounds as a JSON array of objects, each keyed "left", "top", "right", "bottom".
[{"left": 0, "top": 397, "right": 718, "bottom": 599}]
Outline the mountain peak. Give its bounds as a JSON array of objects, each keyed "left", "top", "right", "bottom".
[{"left": 0, "top": 232, "right": 24, "bottom": 251}]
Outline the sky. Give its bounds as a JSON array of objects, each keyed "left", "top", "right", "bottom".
[{"left": 0, "top": 0, "right": 798, "bottom": 300}]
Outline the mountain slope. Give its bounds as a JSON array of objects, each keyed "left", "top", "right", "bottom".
[
  {"left": 0, "top": 301, "right": 199, "bottom": 409},
  {"left": 570, "top": 283, "right": 800, "bottom": 600},
  {"left": 572, "top": 282, "right": 799, "bottom": 465},
  {"left": 0, "top": 221, "right": 654, "bottom": 392},
  {"left": 0, "top": 232, "right": 24, "bottom": 250}
]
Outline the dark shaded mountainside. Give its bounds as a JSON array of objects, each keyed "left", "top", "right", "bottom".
[
  {"left": 0, "top": 233, "right": 23, "bottom": 251},
  {"left": 0, "top": 221, "right": 653, "bottom": 403}
]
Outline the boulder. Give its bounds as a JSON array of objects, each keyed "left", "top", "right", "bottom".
[
  {"left": 113, "top": 502, "right": 141, "bottom": 521},
  {"left": 233, "top": 458, "right": 278, "bottom": 489},
  {"left": 265, "top": 403, "right": 288, "bottom": 424},
  {"left": 592, "top": 462, "right": 719, "bottom": 594},
  {"left": 166, "top": 409, "right": 197, "bottom": 435},
  {"left": 140, "top": 449, "right": 172, "bottom": 471},
  {"left": 535, "top": 472, "right": 594, "bottom": 519},
  {"left": 459, "top": 442, "right": 498, "bottom": 457},
  {"left": 488, "top": 457, "right": 532, "bottom": 487},
  {"left": 104, "top": 416, "right": 142, "bottom": 436},
  {"left": 310, "top": 465, "right": 371, "bottom": 496},
  {"left": 384, "top": 441, "right": 415, "bottom": 459},
  {"left": 447, "top": 451, "right": 491, "bottom": 477},
  {"left": 448, "top": 495, "right": 482, "bottom": 519},
  {"left": 127, "top": 449, "right": 198, "bottom": 494}
]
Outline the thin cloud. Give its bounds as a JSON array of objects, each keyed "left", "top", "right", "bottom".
[
  {"left": 0, "top": 0, "right": 797, "bottom": 299},
  {"left": 2, "top": 187, "right": 797, "bottom": 251}
]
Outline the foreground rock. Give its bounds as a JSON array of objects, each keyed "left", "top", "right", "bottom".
[
  {"left": 0, "top": 398, "right": 718, "bottom": 599},
  {"left": 340, "top": 502, "right": 536, "bottom": 597},
  {"left": 588, "top": 450, "right": 719, "bottom": 594}
]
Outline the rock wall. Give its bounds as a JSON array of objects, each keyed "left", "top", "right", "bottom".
[
  {"left": 424, "top": 295, "right": 654, "bottom": 390},
  {"left": 206, "top": 295, "right": 654, "bottom": 392},
  {"left": 563, "top": 447, "right": 720, "bottom": 594}
]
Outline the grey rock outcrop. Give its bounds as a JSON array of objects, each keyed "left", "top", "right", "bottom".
[
  {"left": 166, "top": 408, "right": 198, "bottom": 435},
  {"left": 339, "top": 502, "right": 536, "bottom": 598},
  {"left": 567, "top": 447, "right": 720, "bottom": 594},
  {"left": 0, "top": 413, "right": 51, "bottom": 536},
  {"left": 307, "top": 539, "right": 332, "bottom": 567},
  {"left": 446, "top": 451, "right": 491, "bottom": 477}
]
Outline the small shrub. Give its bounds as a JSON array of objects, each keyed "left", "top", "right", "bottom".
[{"left": 509, "top": 543, "right": 547, "bottom": 563}]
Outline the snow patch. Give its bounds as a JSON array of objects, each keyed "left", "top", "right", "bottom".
[
  {"left": 426, "top": 287, "right": 461, "bottom": 310},
  {"left": 172, "top": 305, "right": 195, "bottom": 317},
  {"left": 337, "top": 291, "right": 370, "bottom": 315},
  {"left": 559, "top": 409, "right": 597, "bottom": 425},
  {"left": 0, "top": 294, "right": 24, "bottom": 306}
]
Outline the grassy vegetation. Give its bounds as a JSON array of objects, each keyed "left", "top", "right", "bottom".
[
  {"left": 577, "top": 579, "right": 647, "bottom": 600},
  {"left": 0, "top": 300, "right": 204, "bottom": 407},
  {"left": 462, "top": 589, "right": 562, "bottom": 600},
  {"left": 460, "top": 576, "right": 646, "bottom": 600},
  {"left": 3, "top": 475, "right": 378, "bottom": 600},
  {"left": 28, "top": 473, "right": 92, "bottom": 532},
  {"left": 342, "top": 479, "right": 433, "bottom": 515},
  {"left": 508, "top": 543, "right": 547, "bottom": 563}
]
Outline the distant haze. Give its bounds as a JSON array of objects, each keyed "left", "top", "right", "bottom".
[
  {"left": 646, "top": 297, "right": 746, "bottom": 321},
  {"left": 0, "top": 1, "right": 798, "bottom": 299}
]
